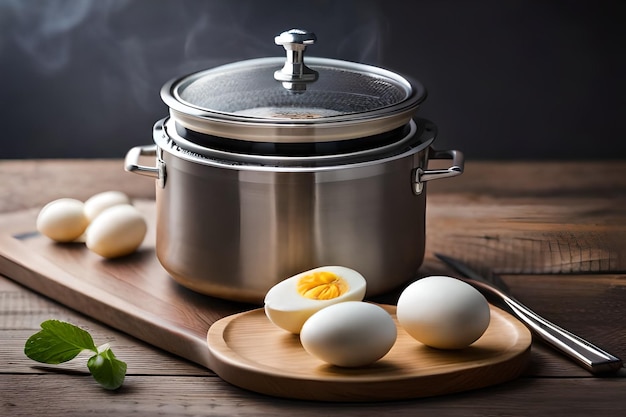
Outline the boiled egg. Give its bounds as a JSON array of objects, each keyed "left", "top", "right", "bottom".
[
  {"left": 264, "top": 266, "right": 367, "bottom": 334},
  {"left": 300, "top": 301, "right": 397, "bottom": 367},
  {"left": 85, "top": 204, "right": 147, "bottom": 259},
  {"left": 396, "top": 275, "right": 490, "bottom": 349},
  {"left": 36, "top": 198, "right": 89, "bottom": 242},
  {"left": 83, "top": 191, "right": 131, "bottom": 222}
]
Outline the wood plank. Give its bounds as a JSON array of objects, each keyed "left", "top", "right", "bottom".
[
  {"left": 0, "top": 159, "right": 155, "bottom": 213},
  {"left": 423, "top": 194, "right": 626, "bottom": 274},
  {"left": 1, "top": 375, "right": 625, "bottom": 417},
  {"left": 2, "top": 329, "right": 210, "bottom": 376},
  {"left": 0, "top": 275, "right": 211, "bottom": 376},
  {"left": 426, "top": 160, "right": 626, "bottom": 196},
  {"left": 424, "top": 160, "right": 626, "bottom": 273},
  {"left": 501, "top": 274, "right": 626, "bottom": 357}
]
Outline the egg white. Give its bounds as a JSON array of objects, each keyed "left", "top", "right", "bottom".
[
  {"left": 264, "top": 266, "right": 367, "bottom": 334},
  {"left": 397, "top": 275, "right": 490, "bottom": 349},
  {"left": 300, "top": 301, "right": 397, "bottom": 367},
  {"left": 86, "top": 205, "right": 147, "bottom": 258},
  {"left": 84, "top": 191, "right": 131, "bottom": 222},
  {"left": 36, "top": 198, "right": 89, "bottom": 242}
]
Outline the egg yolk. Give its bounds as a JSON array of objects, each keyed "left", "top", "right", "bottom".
[{"left": 297, "top": 271, "right": 349, "bottom": 300}]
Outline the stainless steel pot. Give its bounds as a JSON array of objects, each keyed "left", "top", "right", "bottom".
[{"left": 124, "top": 29, "right": 464, "bottom": 303}]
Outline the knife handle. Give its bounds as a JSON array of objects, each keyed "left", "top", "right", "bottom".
[{"left": 503, "top": 297, "right": 623, "bottom": 374}]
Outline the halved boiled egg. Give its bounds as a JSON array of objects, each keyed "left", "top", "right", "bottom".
[{"left": 264, "top": 266, "right": 367, "bottom": 334}]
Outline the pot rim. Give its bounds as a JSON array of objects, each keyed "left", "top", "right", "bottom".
[{"left": 153, "top": 117, "right": 436, "bottom": 173}]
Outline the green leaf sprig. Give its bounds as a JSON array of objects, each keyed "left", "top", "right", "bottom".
[{"left": 24, "top": 319, "right": 127, "bottom": 390}]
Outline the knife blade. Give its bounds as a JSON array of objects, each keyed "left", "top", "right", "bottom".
[{"left": 434, "top": 253, "right": 623, "bottom": 375}]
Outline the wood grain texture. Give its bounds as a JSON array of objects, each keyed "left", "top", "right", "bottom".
[
  {"left": 1, "top": 196, "right": 623, "bottom": 371},
  {"left": 424, "top": 195, "right": 626, "bottom": 274},
  {"left": 0, "top": 202, "right": 250, "bottom": 369},
  {"left": 206, "top": 305, "right": 531, "bottom": 401},
  {"left": 0, "top": 276, "right": 211, "bottom": 377},
  {"left": 2, "top": 374, "right": 626, "bottom": 417},
  {"left": 3, "top": 271, "right": 625, "bottom": 416},
  {"left": 501, "top": 274, "right": 626, "bottom": 363},
  {"left": 0, "top": 159, "right": 155, "bottom": 213},
  {"left": 422, "top": 160, "right": 626, "bottom": 275},
  {"left": 2, "top": 159, "right": 626, "bottom": 415}
]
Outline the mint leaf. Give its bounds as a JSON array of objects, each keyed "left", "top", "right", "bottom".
[
  {"left": 24, "top": 320, "right": 97, "bottom": 364},
  {"left": 87, "top": 347, "right": 127, "bottom": 390},
  {"left": 24, "top": 320, "right": 127, "bottom": 390}
]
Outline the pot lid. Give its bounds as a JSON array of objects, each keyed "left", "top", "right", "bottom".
[{"left": 161, "top": 29, "right": 427, "bottom": 143}]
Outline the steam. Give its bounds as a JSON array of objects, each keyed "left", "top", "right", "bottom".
[
  {"left": 2, "top": 0, "right": 386, "bottom": 109},
  {"left": 4, "top": 0, "right": 122, "bottom": 73}
]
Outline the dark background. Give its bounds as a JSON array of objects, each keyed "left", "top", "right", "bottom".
[{"left": 1, "top": 0, "right": 624, "bottom": 160}]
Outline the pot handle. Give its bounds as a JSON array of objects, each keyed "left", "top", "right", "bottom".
[
  {"left": 413, "top": 148, "right": 464, "bottom": 195},
  {"left": 124, "top": 144, "right": 165, "bottom": 187}
]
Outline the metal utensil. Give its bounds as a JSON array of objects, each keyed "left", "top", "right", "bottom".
[{"left": 435, "top": 253, "right": 623, "bottom": 374}]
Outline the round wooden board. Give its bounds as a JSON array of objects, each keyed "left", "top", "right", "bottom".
[{"left": 206, "top": 304, "right": 531, "bottom": 402}]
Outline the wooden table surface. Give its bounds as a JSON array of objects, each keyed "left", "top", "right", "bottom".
[{"left": 1, "top": 159, "right": 625, "bottom": 416}]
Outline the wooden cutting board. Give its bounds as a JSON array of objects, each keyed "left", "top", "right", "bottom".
[
  {"left": 0, "top": 200, "right": 249, "bottom": 368},
  {"left": 0, "top": 200, "right": 531, "bottom": 400}
]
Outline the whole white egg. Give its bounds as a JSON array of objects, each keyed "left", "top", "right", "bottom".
[
  {"left": 36, "top": 198, "right": 89, "bottom": 242},
  {"left": 86, "top": 205, "right": 147, "bottom": 258},
  {"left": 300, "top": 301, "right": 397, "bottom": 367},
  {"left": 264, "top": 266, "right": 367, "bottom": 334},
  {"left": 396, "top": 276, "right": 490, "bottom": 349},
  {"left": 84, "top": 191, "right": 131, "bottom": 222}
]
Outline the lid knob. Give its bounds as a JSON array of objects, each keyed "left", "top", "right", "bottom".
[{"left": 274, "top": 29, "right": 319, "bottom": 91}]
